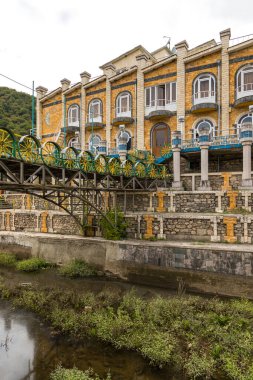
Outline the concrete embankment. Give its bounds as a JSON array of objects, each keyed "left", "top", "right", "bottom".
[{"left": 0, "top": 231, "right": 253, "bottom": 298}]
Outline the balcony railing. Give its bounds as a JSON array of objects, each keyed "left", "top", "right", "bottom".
[
  {"left": 229, "top": 34, "right": 253, "bottom": 48},
  {"left": 182, "top": 134, "right": 240, "bottom": 149},
  {"left": 193, "top": 91, "right": 215, "bottom": 105},
  {"left": 68, "top": 117, "right": 80, "bottom": 127},
  {"left": 145, "top": 99, "right": 176, "bottom": 115},
  {"left": 115, "top": 106, "right": 131, "bottom": 118},
  {"left": 87, "top": 113, "right": 103, "bottom": 123},
  {"left": 236, "top": 83, "right": 253, "bottom": 99}
]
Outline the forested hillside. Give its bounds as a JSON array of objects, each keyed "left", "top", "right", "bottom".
[{"left": 0, "top": 86, "right": 35, "bottom": 136}]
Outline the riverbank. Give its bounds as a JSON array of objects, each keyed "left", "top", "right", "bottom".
[
  {"left": 1, "top": 265, "right": 253, "bottom": 380},
  {"left": 1, "top": 231, "right": 253, "bottom": 298}
]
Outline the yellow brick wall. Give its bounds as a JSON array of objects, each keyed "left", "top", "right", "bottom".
[
  {"left": 144, "top": 61, "right": 177, "bottom": 87},
  {"left": 41, "top": 93, "right": 62, "bottom": 142}
]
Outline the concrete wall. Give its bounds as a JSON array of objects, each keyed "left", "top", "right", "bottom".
[{"left": 1, "top": 231, "right": 253, "bottom": 298}]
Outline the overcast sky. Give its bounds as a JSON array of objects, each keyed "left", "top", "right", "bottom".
[{"left": 0, "top": 0, "right": 252, "bottom": 95}]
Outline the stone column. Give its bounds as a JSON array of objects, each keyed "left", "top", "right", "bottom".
[
  {"left": 118, "top": 125, "right": 128, "bottom": 161},
  {"left": 80, "top": 71, "right": 91, "bottom": 150},
  {"left": 239, "top": 120, "right": 253, "bottom": 189},
  {"left": 60, "top": 78, "right": 71, "bottom": 132},
  {"left": 175, "top": 40, "right": 188, "bottom": 139},
  {"left": 172, "top": 131, "right": 183, "bottom": 190},
  {"left": 220, "top": 28, "right": 231, "bottom": 136},
  {"left": 35, "top": 86, "right": 48, "bottom": 139},
  {"left": 197, "top": 124, "right": 211, "bottom": 191},
  {"left": 136, "top": 54, "right": 149, "bottom": 150},
  {"left": 104, "top": 64, "right": 116, "bottom": 152}
]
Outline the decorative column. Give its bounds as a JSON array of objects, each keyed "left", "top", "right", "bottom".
[
  {"left": 136, "top": 54, "right": 149, "bottom": 150},
  {"left": 104, "top": 64, "right": 116, "bottom": 151},
  {"left": 220, "top": 28, "right": 231, "bottom": 136},
  {"left": 172, "top": 130, "right": 183, "bottom": 190},
  {"left": 175, "top": 40, "right": 188, "bottom": 139},
  {"left": 80, "top": 71, "right": 91, "bottom": 150},
  {"left": 197, "top": 123, "right": 212, "bottom": 191},
  {"left": 118, "top": 125, "right": 128, "bottom": 162},
  {"left": 35, "top": 86, "right": 48, "bottom": 139},
  {"left": 239, "top": 117, "right": 253, "bottom": 189}
]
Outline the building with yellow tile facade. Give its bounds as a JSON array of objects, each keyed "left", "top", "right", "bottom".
[{"left": 36, "top": 28, "right": 253, "bottom": 183}]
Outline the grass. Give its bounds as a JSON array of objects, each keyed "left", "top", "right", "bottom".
[
  {"left": 16, "top": 257, "right": 50, "bottom": 272},
  {"left": 58, "top": 259, "right": 97, "bottom": 278},
  {"left": 0, "top": 253, "right": 17, "bottom": 267},
  {"left": 1, "top": 279, "right": 253, "bottom": 379},
  {"left": 50, "top": 366, "right": 111, "bottom": 380}
]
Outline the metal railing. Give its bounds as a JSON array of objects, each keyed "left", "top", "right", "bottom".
[
  {"left": 87, "top": 113, "right": 103, "bottom": 123},
  {"left": 145, "top": 98, "right": 176, "bottom": 112},
  {"left": 193, "top": 90, "right": 215, "bottom": 104},
  {"left": 68, "top": 117, "right": 80, "bottom": 127},
  {"left": 236, "top": 83, "right": 253, "bottom": 98},
  {"left": 182, "top": 134, "right": 240, "bottom": 149},
  {"left": 229, "top": 34, "right": 253, "bottom": 47},
  {"left": 115, "top": 106, "right": 132, "bottom": 118}
]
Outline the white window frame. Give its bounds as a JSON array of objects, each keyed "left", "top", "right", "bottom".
[
  {"left": 89, "top": 134, "right": 101, "bottom": 153},
  {"left": 236, "top": 114, "right": 252, "bottom": 136},
  {"left": 145, "top": 82, "right": 177, "bottom": 115},
  {"left": 193, "top": 74, "right": 215, "bottom": 105},
  {"left": 68, "top": 136, "right": 80, "bottom": 149},
  {"left": 88, "top": 99, "right": 102, "bottom": 123},
  {"left": 68, "top": 105, "right": 80, "bottom": 127},
  {"left": 116, "top": 92, "right": 131, "bottom": 117},
  {"left": 193, "top": 119, "right": 215, "bottom": 140},
  {"left": 236, "top": 65, "right": 253, "bottom": 99},
  {"left": 117, "top": 130, "right": 132, "bottom": 150}
]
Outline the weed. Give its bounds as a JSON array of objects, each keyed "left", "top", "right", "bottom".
[
  {"left": 0, "top": 253, "right": 17, "bottom": 267},
  {"left": 16, "top": 257, "right": 50, "bottom": 272},
  {"left": 58, "top": 260, "right": 97, "bottom": 278}
]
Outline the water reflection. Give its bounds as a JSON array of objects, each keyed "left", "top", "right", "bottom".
[{"left": 0, "top": 301, "right": 179, "bottom": 380}]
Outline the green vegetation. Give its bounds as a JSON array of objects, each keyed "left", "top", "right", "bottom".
[
  {"left": 100, "top": 209, "right": 127, "bottom": 240},
  {"left": 1, "top": 279, "right": 253, "bottom": 379},
  {"left": 50, "top": 366, "right": 111, "bottom": 380},
  {"left": 0, "top": 253, "right": 17, "bottom": 267},
  {"left": 58, "top": 259, "right": 97, "bottom": 278},
  {"left": 16, "top": 257, "right": 49, "bottom": 272},
  {"left": 0, "top": 86, "right": 35, "bottom": 136}
]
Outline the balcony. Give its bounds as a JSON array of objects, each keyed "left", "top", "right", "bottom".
[
  {"left": 234, "top": 84, "right": 253, "bottom": 108},
  {"left": 61, "top": 117, "right": 80, "bottom": 133},
  {"left": 145, "top": 99, "right": 176, "bottom": 120},
  {"left": 86, "top": 113, "right": 105, "bottom": 130},
  {"left": 112, "top": 107, "right": 134, "bottom": 125},
  {"left": 182, "top": 134, "right": 240, "bottom": 151},
  {"left": 191, "top": 91, "right": 217, "bottom": 113}
]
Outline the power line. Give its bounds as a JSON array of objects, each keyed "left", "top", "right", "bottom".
[{"left": 0, "top": 73, "right": 33, "bottom": 91}]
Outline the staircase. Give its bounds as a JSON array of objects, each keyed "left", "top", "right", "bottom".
[{"left": 55, "top": 131, "right": 65, "bottom": 148}]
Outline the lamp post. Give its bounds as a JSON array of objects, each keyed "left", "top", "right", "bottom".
[{"left": 197, "top": 122, "right": 212, "bottom": 191}]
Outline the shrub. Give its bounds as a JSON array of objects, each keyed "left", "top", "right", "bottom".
[
  {"left": 16, "top": 257, "right": 49, "bottom": 272},
  {"left": 0, "top": 253, "right": 17, "bottom": 267},
  {"left": 50, "top": 365, "right": 111, "bottom": 380},
  {"left": 100, "top": 209, "right": 127, "bottom": 240},
  {"left": 58, "top": 260, "right": 97, "bottom": 278}
]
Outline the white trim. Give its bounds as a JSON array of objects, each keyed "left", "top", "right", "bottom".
[
  {"left": 236, "top": 64, "right": 253, "bottom": 100},
  {"left": 88, "top": 99, "right": 102, "bottom": 123},
  {"left": 193, "top": 74, "right": 216, "bottom": 105},
  {"left": 68, "top": 104, "right": 80, "bottom": 127},
  {"left": 145, "top": 81, "right": 177, "bottom": 115},
  {"left": 116, "top": 92, "right": 131, "bottom": 117}
]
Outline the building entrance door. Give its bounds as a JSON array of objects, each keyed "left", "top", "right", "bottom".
[{"left": 152, "top": 124, "right": 170, "bottom": 156}]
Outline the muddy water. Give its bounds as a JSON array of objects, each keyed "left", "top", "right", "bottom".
[{"left": 0, "top": 269, "right": 182, "bottom": 380}]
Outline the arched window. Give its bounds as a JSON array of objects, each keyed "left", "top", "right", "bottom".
[
  {"left": 116, "top": 92, "right": 131, "bottom": 117},
  {"left": 236, "top": 65, "right": 253, "bottom": 99},
  {"left": 68, "top": 104, "right": 80, "bottom": 127},
  {"left": 193, "top": 119, "right": 215, "bottom": 140},
  {"left": 193, "top": 74, "right": 216, "bottom": 104},
  {"left": 88, "top": 99, "right": 102, "bottom": 123},
  {"left": 89, "top": 134, "right": 101, "bottom": 153},
  {"left": 117, "top": 130, "right": 132, "bottom": 151},
  {"left": 237, "top": 114, "right": 252, "bottom": 135}
]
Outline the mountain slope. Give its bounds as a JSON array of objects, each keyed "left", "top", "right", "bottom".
[{"left": 0, "top": 86, "right": 36, "bottom": 136}]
